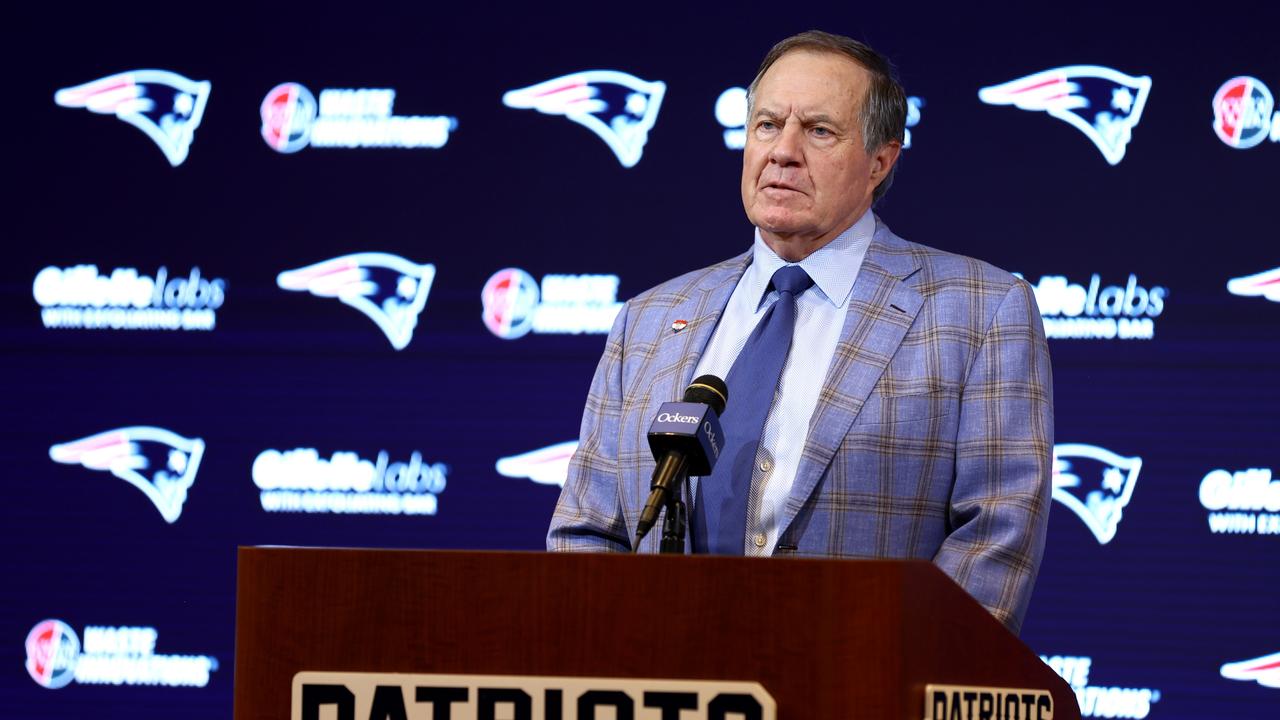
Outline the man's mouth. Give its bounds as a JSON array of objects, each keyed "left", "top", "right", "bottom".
[{"left": 762, "top": 183, "right": 804, "bottom": 195}]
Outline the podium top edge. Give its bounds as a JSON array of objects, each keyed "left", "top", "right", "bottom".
[{"left": 236, "top": 546, "right": 939, "bottom": 570}]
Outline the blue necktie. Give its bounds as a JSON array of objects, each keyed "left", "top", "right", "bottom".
[{"left": 694, "top": 265, "right": 814, "bottom": 554}]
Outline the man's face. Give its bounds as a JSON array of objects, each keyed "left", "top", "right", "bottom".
[{"left": 741, "top": 50, "right": 898, "bottom": 258}]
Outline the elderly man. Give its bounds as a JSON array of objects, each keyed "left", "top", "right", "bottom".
[{"left": 547, "top": 30, "right": 1053, "bottom": 633}]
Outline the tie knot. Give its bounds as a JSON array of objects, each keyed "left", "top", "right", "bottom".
[{"left": 770, "top": 265, "right": 814, "bottom": 297}]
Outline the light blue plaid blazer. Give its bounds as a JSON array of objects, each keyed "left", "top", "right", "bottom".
[{"left": 548, "top": 217, "right": 1053, "bottom": 633}]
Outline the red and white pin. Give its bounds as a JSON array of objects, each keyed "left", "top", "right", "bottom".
[{"left": 671, "top": 319, "right": 688, "bottom": 332}]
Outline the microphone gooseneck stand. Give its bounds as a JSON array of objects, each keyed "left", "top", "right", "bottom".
[
  {"left": 635, "top": 450, "right": 690, "bottom": 554},
  {"left": 658, "top": 481, "right": 688, "bottom": 554}
]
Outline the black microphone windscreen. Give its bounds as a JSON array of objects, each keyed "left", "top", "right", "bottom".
[{"left": 683, "top": 374, "right": 728, "bottom": 415}]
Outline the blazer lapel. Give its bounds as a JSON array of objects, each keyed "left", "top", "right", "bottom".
[
  {"left": 778, "top": 224, "right": 924, "bottom": 539},
  {"left": 664, "top": 251, "right": 752, "bottom": 396}
]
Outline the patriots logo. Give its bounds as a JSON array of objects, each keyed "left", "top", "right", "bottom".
[
  {"left": 49, "top": 426, "right": 205, "bottom": 523},
  {"left": 1052, "top": 443, "right": 1142, "bottom": 544},
  {"left": 495, "top": 441, "right": 578, "bottom": 487},
  {"left": 978, "top": 66, "right": 1152, "bottom": 165},
  {"left": 1221, "top": 651, "right": 1280, "bottom": 688},
  {"left": 54, "top": 69, "right": 212, "bottom": 167},
  {"left": 277, "top": 253, "right": 437, "bottom": 351},
  {"left": 503, "top": 70, "right": 666, "bottom": 168},
  {"left": 1227, "top": 267, "right": 1280, "bottom": 302}
]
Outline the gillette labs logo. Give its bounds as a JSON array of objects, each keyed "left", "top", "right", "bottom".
[
  {"left": 481, "top": 268, "right": 622, "bottom": 339},
  {"left": 716, "top": 87, "right": 924, "bottom": 150},
  {"left": 1041, "top": 655, "right": 1160, "bottom": 719},
  {"left": 1018, "top": 273, "right": 1166, "bottom": 340},
  {"left": 1200, "top": 467, "right": 1280, "bottom": 536},
  {"left": 979, "top": 65, "right": 1151, "bottom": 165},
  {"left": 25, "top": 620, "right": 218, "bottom": 690},
  {"left": 54, "top": 69, "right": 211, "bottom": 167},
  {"left": 1052, "top": 444, "right": 1142, "bottom": 544},
  {"left": 278, "top": 253, "right": 436, "bottom": 350},
  {"left": 34, "top": 265, "right": 225, "bottom": 332},
  {"left": 50, "top": 426, "right": 204, "bottom": 523},
  {"left": 261, "top": 83, "right": 456, "bottom": 152},
  {"left": 496, "top": 441, "right": 577, "bottom": 487},
  {"left": 1212, "top": 76, "right": 1279, "bottom": 149},
  {"left": 503, "top": 70, "right": 665, "bottom": 167},
  {"left": 254, "top": 447, "right": 447, "bottom": 516}
]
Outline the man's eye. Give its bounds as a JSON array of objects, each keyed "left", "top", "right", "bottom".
[{"left": 812, "top": 126, "right": 832, "bottom": 137}]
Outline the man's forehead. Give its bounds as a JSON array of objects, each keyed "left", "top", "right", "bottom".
[
  {"left": 760, "top": 48, "right": 869, "bottom": 85},
  {"left": 752, "top": 50, "right": 867, "bottom": 115},
  {"left": 752, "top": 49, "right": 865, "bottom": 101}
]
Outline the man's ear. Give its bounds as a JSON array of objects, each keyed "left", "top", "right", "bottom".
[{"left": 869, "top": 140, "right": 902, "bottom": 185}]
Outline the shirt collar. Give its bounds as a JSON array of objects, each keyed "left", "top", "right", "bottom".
[{"left": 746, "top": 209, "right": 875, "bottom": 309}]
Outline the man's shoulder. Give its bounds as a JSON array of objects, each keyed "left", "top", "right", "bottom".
[
  {"left": 872, "top": 222, "right": 1025, "bottom": 297},
  {"left": 626, "top": 250, "right": 752, "bottom": 309}
]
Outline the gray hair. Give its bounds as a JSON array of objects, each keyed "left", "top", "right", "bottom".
[{"left": 746, "top": 30, "right": 907, "bottom": 203}]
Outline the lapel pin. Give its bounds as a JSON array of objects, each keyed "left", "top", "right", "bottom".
[{"left": 671, "top": 319, "right": 688, "bottom": 333}]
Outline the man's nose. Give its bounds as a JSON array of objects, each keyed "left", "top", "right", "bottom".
[{"left": 769, "top": 121, "right": 804, "bottom": 165}]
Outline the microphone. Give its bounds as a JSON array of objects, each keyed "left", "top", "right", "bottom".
[{"left": 633, "top": 375, "right": 729, "bottom": 549}]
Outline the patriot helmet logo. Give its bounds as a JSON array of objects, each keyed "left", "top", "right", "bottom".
[
  {"left": 278, "top": 253, "right": 437, "bottom": 351},
  {"left": 25, "top": 620, "right": 80, "bottom": 689},
  {"left": 1227, "top": 267, "right": 1280, "bottom": 302},
  {"left": 503, "top": 70, "right": 666, "bottom": 168},
  {"left": 481, "top": 268, "right": 540, "bottom": 339},
  {"left": 1221, "top": 651, "right": 1280, "bottom": 688},
  {"left": 1052, "top": 443, "right": 1143, "bottom": 544},
  {"left": 978, "top": 66, "right": 1152, "bottom": 165},
  {"left": 495, "top": 441, "right": 578, "bottom": 487},
  {"left": 261, "top": 82, "right": 317, "bottom": 153},
  {"left": 1212, "top": 77, "right": 1275, "bottom": 149},
  {"left": 50, "top": 427, "right": 205, "bottom": 523},
  {"left": 54, "top": 69, "right": 212, "bottom": 167}
]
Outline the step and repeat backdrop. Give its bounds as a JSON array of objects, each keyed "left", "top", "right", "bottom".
[{"left": 3, "top": 4, "right": 1277, "bottom": 719}]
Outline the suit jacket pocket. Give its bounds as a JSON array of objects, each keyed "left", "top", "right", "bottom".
[{"left": 855, "top": 389, "right": 957, "bottom": 426}]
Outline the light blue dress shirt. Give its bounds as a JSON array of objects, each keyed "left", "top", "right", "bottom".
[{"left": 691, "top": 210, "right": 874, "bottom": 554}]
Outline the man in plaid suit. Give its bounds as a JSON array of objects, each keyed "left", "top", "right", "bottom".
[{"left": 548, "top": 31, "right": 1053, "bottom": 633}]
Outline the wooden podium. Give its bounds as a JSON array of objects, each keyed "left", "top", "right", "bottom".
[{"left": 234, "top": 547, "right": 1078, "bottom": 719}]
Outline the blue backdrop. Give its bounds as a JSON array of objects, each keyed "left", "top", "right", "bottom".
[{"left": 4, "top": 3, "right": 1278, "bottom": 718}]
